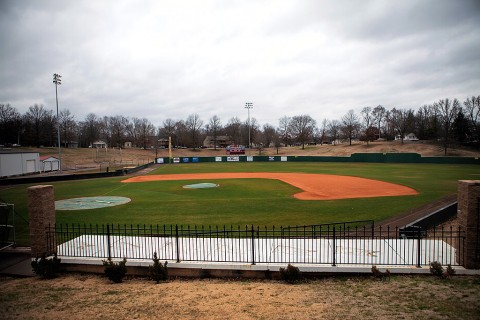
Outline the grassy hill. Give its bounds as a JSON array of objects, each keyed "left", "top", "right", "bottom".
[{"left": 17, "top": 140, "right": 480, "bottom": 172}]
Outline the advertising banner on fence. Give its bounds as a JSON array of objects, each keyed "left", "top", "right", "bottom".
[
  {"left": 247, "top": 156, "right": 254, "bottom": 162},
  {"left": 173, "top": 157, "right": 180, "bottom": 163},
  {"left": 227, "top": 156, "right": 240, "bottom": 162},
  {"left": 281, "top": 156, "right": 288, "bottom": 162},
  {"left": 215, "top": 157, "right": 222, "bottom": 162}
]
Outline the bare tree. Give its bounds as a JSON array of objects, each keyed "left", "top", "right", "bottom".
[
  {"left": 290, "top": 115, "right": 316, "bottom": 149},
  {"left": 278, "top": 116, "right": 292, "bottom": 147},
  {"left": 224, "top": 117, "right": 242, "bottom": 144},
  {"left": 23, "top": 104, "right": 55, "bottom": 147},
  {"left": 59, "top": 109, "right": 76, "bottom": 147},
  {"left": 361, "top": 107, "right": 373, "bottom": 144},
  {"left": 208, "top": 115, "right": 222, "bottom": 150},
  {"left": 434, "top": 98, "right": 460, "bottom": 155},
  {"left": 133, "top": 118, "right": 155, "bottom": 149},
  {"left": 372, "top": 105, "right": 386, "bottom": 139},
  {"left": 341, "top": 110, "right": 360, "bottom": 145},
  {"left": 328, "top": 119, "right": 341, "bottom": 145},
  {"left": 185, "top": 113, "right": 203, "bottom": 149},
  {"left": 107, "top": 115, "right": 130, "bottom": 148},
  {"left": 390, "top": 108, "right": 415, "bottom": 144},
  {"left": 463, "top": 95, "right": 480, "bottom": 145},
  {"left": 262, "top": 123, "right": 277, "bottom": 148},
  {"left": 415, "top": 105, "right": 433, "bottom": 140},
  {"left": 159, "top": 118, "right": 177, "bottom": 145},
  {"left": 248, "top": 117, "right": 260, "bottom": 147},
  {"left": 0, "top": 104, "right": 22, "bottom": 145},
  {"left": 318, "top": 118, "right": 328, "bottom": 144},
  {"left": 175, "top": 120, "right": 188, "bottom": 147}
]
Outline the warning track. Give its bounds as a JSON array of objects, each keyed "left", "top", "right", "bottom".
[{"left": 122, "top": 172, "right": 418, "bottom": 200}]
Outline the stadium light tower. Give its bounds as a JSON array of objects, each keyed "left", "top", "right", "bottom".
[
  {"left": 53, "top": 73, "right": 62, "bottom": 172},
  {"left": 245, "top": 102, "right": 253, "bottom": 148}
]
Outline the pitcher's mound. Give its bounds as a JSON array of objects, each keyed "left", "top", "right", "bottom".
[{"left": 183, "top": 183, "right": 219, "bottom": 189}]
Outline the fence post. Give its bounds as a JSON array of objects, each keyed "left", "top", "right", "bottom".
[
  {"left": 332, "top": 226, "right": 336, "bottom": 266},
  {"left": 416, "top": 227, "right": 421, "bottom": 268},
  {"left": 106, "top": 224, "right": 112, "bottom": 260},
  {"left": 251, "top": 225, "right": 256, "bottom": 265},
  {"left": 175, "top": 225, "right": 180, "bottom": 263}
]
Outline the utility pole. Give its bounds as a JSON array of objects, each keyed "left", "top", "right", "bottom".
[
  {"left": 245, "top": 102, "right": 253, "bottom": 148},
  {"left": 53, "top": 73, "right": 62, "bottom": 173}
]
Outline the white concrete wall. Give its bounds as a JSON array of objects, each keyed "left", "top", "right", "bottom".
[{"left": 0, "top": 152, "right": 39, "bottom": 177}]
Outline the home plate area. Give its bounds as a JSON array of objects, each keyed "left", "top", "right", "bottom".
[{"left": 57, "top": 235, "right": 457, "bottom": 267}]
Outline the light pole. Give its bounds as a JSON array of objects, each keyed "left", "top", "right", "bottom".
[
  {"left": 53, "top": 73, "right": 62, "bottom": 173},
  {"left": 245, "top": 102, "right": 253, "bottom": 148}
]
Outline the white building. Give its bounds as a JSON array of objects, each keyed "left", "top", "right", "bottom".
[
  {"left": 0, "top": 151, "right": 40, "bottom": 177},
  {"left": 40, "top": 156, "right": 60, "bottom": 172},
  {"left": 91, "top": 140, "right": 107, "bottom": 148},
  {"left": 395, "top": 133, "right": 419, "bottom": 141}
]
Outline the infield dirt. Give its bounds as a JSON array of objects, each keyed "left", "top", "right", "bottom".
[{"left": 122, "top": 172, "right": 418, "bottom": 200}]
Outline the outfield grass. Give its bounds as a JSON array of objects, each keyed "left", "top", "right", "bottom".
[{"left": 2, "top": 162, "right": 479, "bottom": 245}]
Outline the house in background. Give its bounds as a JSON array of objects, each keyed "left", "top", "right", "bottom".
[
  {"left": 91, "top": 140, "right": 107, "bottom": 148},
  {"left": 395, "top": 133, "right": 419, "bottom": 141},
  {"left": 40, "top": 155, "right": 60, "bottom": 172},
  {"left": 67, "top": 141, "right": 78, "bottom": 148},
  {"left": 203, "top": 136, "right": 233, "bottom": 148}
]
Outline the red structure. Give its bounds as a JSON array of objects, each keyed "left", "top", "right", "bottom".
[{"left": 226, "top": 145, "right": 245, "bottom": 155}]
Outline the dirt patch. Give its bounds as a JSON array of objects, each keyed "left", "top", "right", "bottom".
[
  {"left": 122, "top": 172, "right": 418, "bottom": 200},
  {"left": 1, "top": 274, "right": 479, "bottom": 320}
]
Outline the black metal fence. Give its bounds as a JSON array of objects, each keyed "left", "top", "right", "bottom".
[{"left": 46, "top": 221, "right": 465, "bottom": 267}]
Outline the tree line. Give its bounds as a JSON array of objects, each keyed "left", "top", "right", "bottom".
[{"left": 1, "top": 95, "right": 479, "bottom": 155}]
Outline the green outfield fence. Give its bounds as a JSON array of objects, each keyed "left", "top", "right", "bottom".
[{"left": 158, "top": 153, "right": 480, "bottom": 165}]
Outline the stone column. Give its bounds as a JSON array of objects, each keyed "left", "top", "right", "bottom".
[
  {"left": 28, "top": 185, "right": 56, "bottom": 258},
  {"left": 457, "top": 180, "right": 480, "bottom": 269}
]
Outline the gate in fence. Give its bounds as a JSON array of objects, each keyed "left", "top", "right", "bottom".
[{"left": 47, "top": 220, "right": 465, "bottom": 267}]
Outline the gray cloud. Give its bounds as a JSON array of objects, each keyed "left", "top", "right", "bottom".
[{"left": 1, "top": 0, "right": 479, "bottom": 127}]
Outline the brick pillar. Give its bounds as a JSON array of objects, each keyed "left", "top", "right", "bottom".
[
  {"left": 28, "top": 185, "right": 56, "bottom": 258},
  {"left": 457, "top": 180, "right": 480, "bottom": 269}
]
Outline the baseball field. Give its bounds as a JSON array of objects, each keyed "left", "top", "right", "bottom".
[{"left": 2, "top": 161, "right": 479, "bottom": 246}]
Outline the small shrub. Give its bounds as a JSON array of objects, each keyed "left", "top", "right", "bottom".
[
  {"left": 429, "top": 261, "right": 444, "bottom": 277},
  {"left": 444, "top": 265, "right": 456, "bottom": 279},
  {"left": 430, "top": 261, "right": 455, "bottom": 279},
  {"left": 102, "top": 258, "right": 127, "bottom": 283},
  {"left": 148, "top": 252, "right": 168, "bottom": 283},
  {"left": 279, "top": 264, "right": 303, "bottom": 284},
  {"left": 371, "top": 265, "right": 390, "bottom": 281},
  {"left": 31, "top": 253, "right": 61, "bottom": 279}
]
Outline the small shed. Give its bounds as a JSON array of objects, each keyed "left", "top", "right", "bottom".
[
  {"left": 405, "top": 133, "right": 419, "bottom": 141},
  {"left": 0, "top": 150, "right": 40, "bottom": 177},
  {"left": 92, "top": 140, "right": 107, "bottom": 148},
  {"left": 40, "top": 156, "right": 60, "bottom": 172}
]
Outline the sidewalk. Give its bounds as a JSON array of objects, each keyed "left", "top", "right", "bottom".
[{"left": 0, "top": 247, "right": 34, "bottom": 277}]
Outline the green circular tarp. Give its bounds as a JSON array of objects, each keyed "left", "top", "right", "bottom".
[
  {"left": 183, "top": 183, "right": 219, "bottom": 189},
  {"left": 55, "top": 196, "right": 131, "bottom": 210}
]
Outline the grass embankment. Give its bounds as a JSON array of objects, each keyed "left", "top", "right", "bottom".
[{"left": 1, "top": 274, "right": 479, "bottom": 319}]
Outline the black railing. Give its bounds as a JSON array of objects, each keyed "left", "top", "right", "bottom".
[{"left": 46, "top": 222, "right": 465, "bottom": 267}]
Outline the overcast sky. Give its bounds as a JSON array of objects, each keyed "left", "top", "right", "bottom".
[{"left": 1, "top": 0, "right": 479, "bottom": 127}]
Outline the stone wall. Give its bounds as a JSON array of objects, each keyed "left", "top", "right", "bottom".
[
  {"left": 28, "top": 185, "right": 56, "bottom": 258},
  {"left": 457, "top": 180, "right": 480, "bottom": 269}
]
